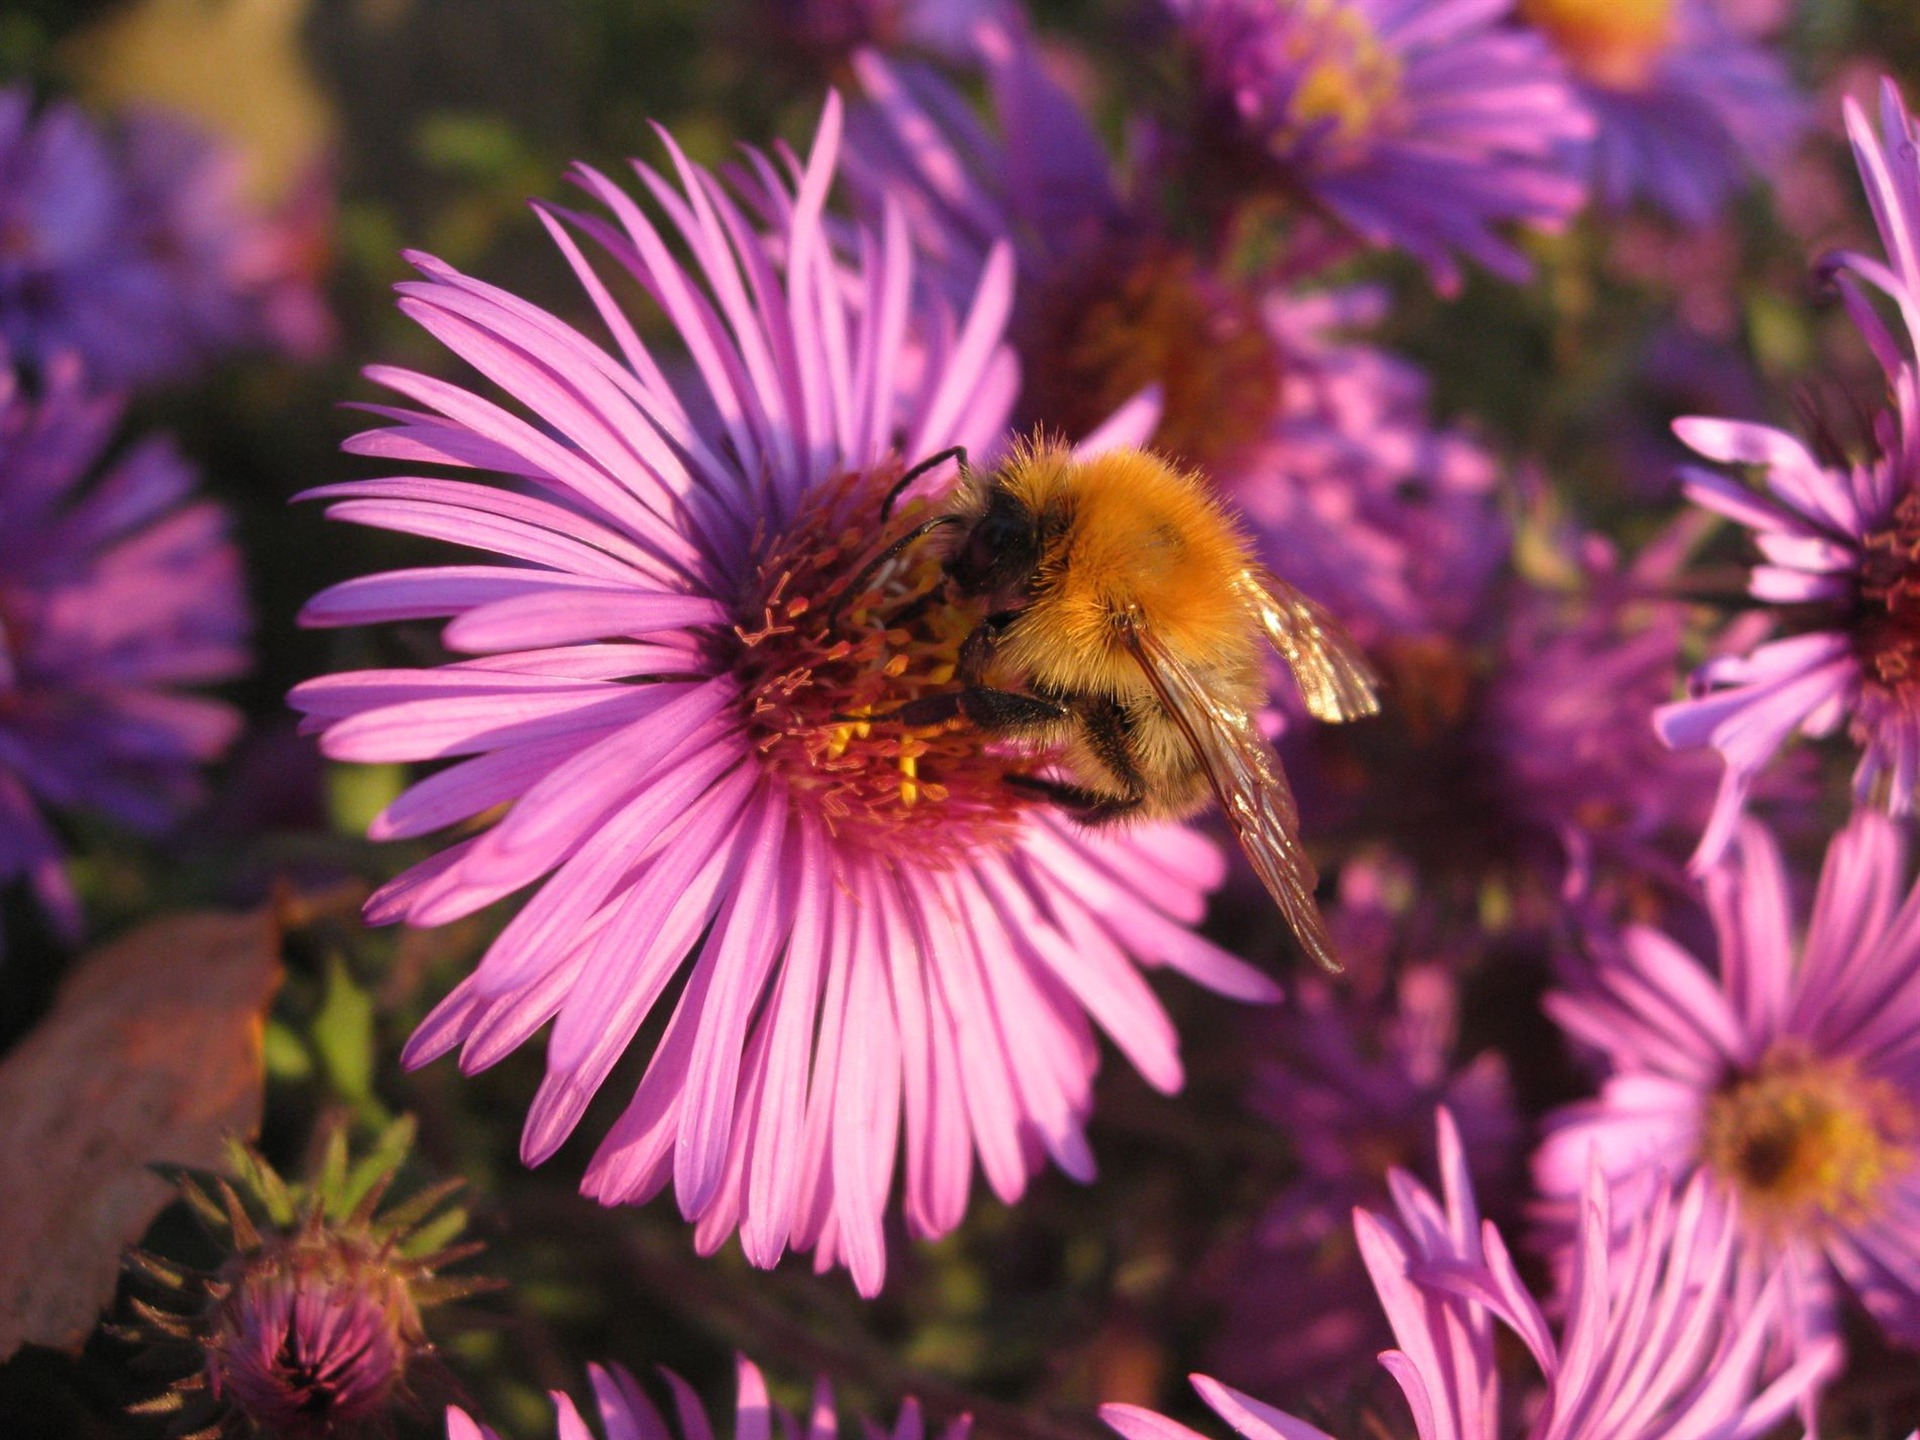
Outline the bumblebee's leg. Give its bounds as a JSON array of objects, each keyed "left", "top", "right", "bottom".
[
  {"left": 1076, "top": 694, "right": 1145, "bottom": 796},
  {"left": 889, "top": 685, "right": 1067, "bottom": 730},
  {"left": 1002, "top": 773, "right": 1144, "bottom": 825},
  {"left": 956, "top": 610, "right": 1019, "bottom": 686},
  {"left": 883, "top": 583, "right": 944, "bottom": 632},
  {"left": 1006, "top": 697, "right": 1147, "bottom": 825}
]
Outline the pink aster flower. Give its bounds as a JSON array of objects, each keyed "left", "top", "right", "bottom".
[
  {"left": 448, "top": 1357, "right": 968, "bottom": 1440},
  {"left": 291, "top": 96, "right": 1279, "bottom": 1296},
  {"left": 1107, "top": 1112, "right": 1836, "bottom": 1440},
  {"left": 1538, "top": 811, "right": 1920, "bottom": 1373},
  {"left": 1521, "top": 0, "right": 1808, "bottom": 226},
  {"left": 0, "top": 354, "right": 247, "bottom": 940},
  {"left": 1162, "top": 0, "right": 1592, "bottom": 292},
  {"left": 1655, "top": 78, "right": 1920, "bottom": 866}
]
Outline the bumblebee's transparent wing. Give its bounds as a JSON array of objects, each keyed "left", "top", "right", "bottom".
[
  {"left": 1122, "top": 620, "right": 1343, "bottom": 974},
  {"left": 1237, "top": 565, "right": 1381, "bottom": 724}
]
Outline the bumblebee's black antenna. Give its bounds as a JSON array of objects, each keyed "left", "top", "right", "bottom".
[{"left": 880, "top": 445, "right": 969, "bottom": 522}]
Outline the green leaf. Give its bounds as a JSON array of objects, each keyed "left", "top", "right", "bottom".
[
  {"left": 262, "top": 1020, "right": 312, "bottom": 1082},
  {"left": 414, "top": 112, "right": 535, "bottom": 180},
  {"left": 326, "top": 762, "right": 407, "bottom": 839},
  {"left": 337, "top": 1115, "right": 416, "bottom": 1221},
  {"left": 311, "top": 957, "right": 376, "bottom": 1108},
  {"left": 400, "top": 1206, "right": 468, "bottom": 1260}
]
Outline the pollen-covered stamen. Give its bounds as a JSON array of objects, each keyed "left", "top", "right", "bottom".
[
  {"left": 1021, "top": 238, "right": 1281, "bottom": 472},
  {"left": 1702, "top": 1043, "right": 1917, "bottom": 1234},
  {"left": 1856, "top": 491, "right": 1920, "bottom": 693},
  {"left": 735, "top": 464, "right": 1040, "bottom": 862},
  {"left": 1522, "top": 0, "right": 1675, "bottom": 89}
]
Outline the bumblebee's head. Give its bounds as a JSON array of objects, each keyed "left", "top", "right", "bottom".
[{"left": 947, "top": 483, "right": 1043, "bottom": 599}]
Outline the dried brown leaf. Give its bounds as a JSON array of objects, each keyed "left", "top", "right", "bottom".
[{"left": 0, "top": 910, "right": 282, "bottom": 1358}]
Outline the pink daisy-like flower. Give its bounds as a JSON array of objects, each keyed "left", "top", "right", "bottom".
[
  {"left": 290, "top": 96, "right": 1282, "bottom": 1296},
  {"left": 1520, "top": 0, "right": 1808, "bottom": 226},
  {"left": 1537, "top": 811, "right": 1920, "bottom": 1371},
  {"left": 1655, "top": 78, "right": 1920, "bottom": 866},
  {"left": 1107, "top": 1112, "right": 1836, "bottom": 1440},
  {"left": 448, "top": 1356, "right": 968, "bottom": 1440},
  {"left": 0, "top": 353, "right": 247, "bottom": 939},
  {"left": 1163, "top": 0, "right": 1592, "bottom": 292}
]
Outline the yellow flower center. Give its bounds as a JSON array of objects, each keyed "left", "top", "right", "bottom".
[
  {"left": 1522, "top": 0, "right": 1677, "bottom": 90},
  {"left": 1701, "top": 1044, "right": 1917, "bottom": 1234},
  {"left": 1282, "top": 0, "right": 1405, "bottom": 156}
]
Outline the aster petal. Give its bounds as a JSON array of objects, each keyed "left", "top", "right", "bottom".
[
  {"left": 828, "top": 870, "right": 904, "bottom": 1295},
  {"left": 677, "top": 798, "right": 798, "bottom": 1218},
  {"left": 1102, "top": 1407, "right": 1223, "bottom": 1440},
  {"left": 1190, "top": 1377, "right": 1337, "bottom": 1440},
  {"left": 740, "top": 824, "right": 832, "bottom": 1266}
]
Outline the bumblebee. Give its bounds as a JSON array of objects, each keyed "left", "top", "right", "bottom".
[{"left": 856, "top": 438, "right": 1380, "bottom": 973}]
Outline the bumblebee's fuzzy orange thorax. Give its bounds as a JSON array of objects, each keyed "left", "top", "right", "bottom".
[{"left": 993, "top": 444, "right": 1259, "bottom": 691}]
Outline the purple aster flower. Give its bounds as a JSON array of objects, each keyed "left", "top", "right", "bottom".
[
  {"left": 1519, "top": 0, "right": 1808, "bottom": 225},
  {"left": 1482, "top": 515, "right": 1764, "bottom": 902},
  {"left": 1537, "top": 810, "right": 1920, "bottom": 1375},
  {"left": 114, "top": 107, "right": 334, "bottom": 368},
  {"left": 1286, "top": 516, "right": 1748, "bottom": 926},
  {"left": 1207, "top": 874, "right": 1519, "bottom": 1393},
  {"left": 448, "top": 1356, "right": 969, "bottom": 1440},
  {"left": 0, "top": 86, "right": 328, "bottom": 387},
  {"left": 1162, "top": 0, "right": 1592, "bottom": 292},
  {"left": 291, "top": 97, "right": 1282, "bottom": 1296},
  {"left": 1107, "top": 1112, "right": 1837, "bottom": 1440},
  {"left": 1229, "top": 285, "right": 1505, "bottom": 649},
  {"left": 845, "top": 35, "right": 1267, "bottom": 470},
  {"left": 846, "top": 42, "right": 1507, "bottom": 647},
  {"left": 1655, "top": 78, "right": 1920, "bottom": 866},
  {"left": 0, "top": 354, "right": 247, "bottom": 939}
]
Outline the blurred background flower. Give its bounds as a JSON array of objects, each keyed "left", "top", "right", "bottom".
[
  {"left": 0, "top": 352, "right": 247, "bottom": 944},
  {"left": 1161, "top": 0, "right": 1593, "bottom": 290}
]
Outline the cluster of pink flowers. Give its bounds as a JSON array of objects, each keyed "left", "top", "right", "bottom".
[
  {"left": 19, "top": 0, "right": 1920, "bottom": 1437},
  {"left": 275, "top": 0, "right": 1920, "bottom": 1426}
]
